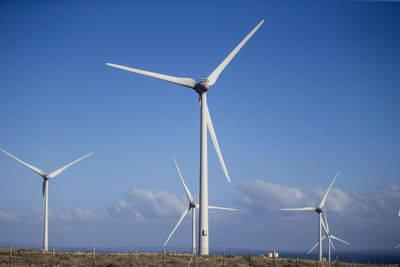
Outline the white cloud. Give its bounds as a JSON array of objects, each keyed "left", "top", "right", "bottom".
[
  {"left": 51, "top": 207, "right": 100, "bottom": 222},
  {"left": 0, "top": 210, "right": 22, "bottom": 223},
  {"left": 230, "top": 180, "right": 308, "bottom": 215},
  {"left": 107, "top": 188, "right": 186, "bottom": 220},
  {"left": 231, "top": 180, "right": 400, "bottom": 221}
]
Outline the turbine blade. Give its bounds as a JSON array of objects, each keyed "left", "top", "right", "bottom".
[
  {"left": 173, "top": 158, "right": 194, "bottom": 203},
  {"left": 205, "top": 103, "right": 231, "bottom": 183},
  {"left": 163, "top": 207, "right": 190, "bottom": 247},
  {"left": 321, "top": 216, "right": 328, "bottom": 234},
  {"left": 280, "top": 207, "right": 316, "bottom": 211},
  {"left": 106, "top": 63, "right": 197, "bottom": 89},
  {"left": 328, "top": 236, "right": 336, "bottom": 251},
  {"left": 398, "top": 209, "right": 400, "bottom": 216},
  {"left": 330, "top": 235, "right": 350, "bottom": 245},
  {"left": 207, "top": 20, "right": 264, "bottom": 86},
  {"left": 318, "top": 171, "right": 340, "bottom": 209},
  {"left": 324, "top": 208, "right": 330, "bottom": 233},
  {"left": 306, "top": 241, "right": 319, "bottom": 255},
  {"left": 208, "top": 205, "right": 237, "bottom": 211},
  {"left": 48, "top": 152, "right": 94, "bottom": 178},
  {"left": 0, "top": 149, "right": 45, "bottom": 177},
  {"left": 396, "top": 243, "right": 400, "bottom": 248},
  {"left": 307, "top": 235, "right": 326, "bottom": 255},
  {"left": 42, "top": 180, "right": 46, "bottom": 198}
]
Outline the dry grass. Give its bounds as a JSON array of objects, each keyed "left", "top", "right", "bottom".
[{"left": 0, "top": 248, "right": 394, "bottom": 267}]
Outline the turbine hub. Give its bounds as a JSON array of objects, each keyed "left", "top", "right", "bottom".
[
  {"left": 189, "top": 202, "right": 197, "bottom": 209},
  {"left": 315, "top": 207, "right": 322, "bottom": 213},
  {"left": 194, "top": 78, "right": 209, "bottom": 94}
]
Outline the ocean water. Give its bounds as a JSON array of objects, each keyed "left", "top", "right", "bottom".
[{"left": 1, "top": 242, "right": 399, "bottom": 265}]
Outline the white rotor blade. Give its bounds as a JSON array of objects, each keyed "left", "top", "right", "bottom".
[
  {"left": 330, "top": 235, "right": 350, "bottom": 245},
  {"left": 48, "top": 152, "right": 94, "bottom": 178},
  {"left": 324, "top": 208, "right": 330, "bottom": 233},
  {"left": 42, "top": 180, "right": 46, "bottom": 198},
  {"left": 205, "top": 103, "right": 231, "bottom": 183},
  {"left": 163, "top": 207, "right": 190, "bottom": 247},
  {"left": 280, "top": 207, "right": 316, "bottom": 211},
  {"left": 0, "top": 149, "right": 45, "bottom": 177},
  {"left": 207, "top": 20, "right": 264, "bottom": 86},
  {"left": 318, "top": 171, "right": 340, "bottom": 209},
  {"left": 328, "top": 236, "right": 336, "bottom": 251},
  {"left": 321, "top": 216, "right": 328, "bottom": 234},
  {"left": 398, "top": 209, "right": 400, "bottom": 216},
  {"left": 173, "top": 158, "right": 194, "bottom": 203},
  {"left": 396, "top": 243, "right": 400, "bottom": 248},
  {"left": 307, "top": 235, "right": 326, "bottom": 255},
  {"left": 208, "top": 205, "right": 237, "bottom": 211},
  {"left": 106, "top": 63, "right": 197, "bottom": 89}
]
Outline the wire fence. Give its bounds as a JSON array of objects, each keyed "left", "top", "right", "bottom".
[{"left": 0, "top": 242, "right": 399, "bottom": 266}]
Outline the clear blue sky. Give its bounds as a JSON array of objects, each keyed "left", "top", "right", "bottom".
[{"left": 0, "top": 0, "right": 399, "bottom": 252}]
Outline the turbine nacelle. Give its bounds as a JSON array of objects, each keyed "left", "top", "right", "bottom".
[
  {"left": 315, "top": 207, "right": 323, "bottom": 213},
  {"left": 194, "top": 79, "right": 210, "bottom": 94}
]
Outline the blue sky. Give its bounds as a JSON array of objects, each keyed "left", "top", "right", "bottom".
[{"left": 0, "top": 0, "right": 399, "bottom": 252}]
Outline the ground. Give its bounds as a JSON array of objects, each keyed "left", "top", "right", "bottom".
[{"left": 0, "top": 248, "right": 392, "bottom": 266}]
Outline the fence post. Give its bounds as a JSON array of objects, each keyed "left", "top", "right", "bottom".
[
  {"left": 352, "top": 259, "right": 354, "bottom": 267},
  {"left": 315, "top": 256, "right": 318, "bottom": 267},
  {"left": 248, "top": 248, "right": 251, "bottom": 266},
  {"left": 273, "top": 251, "right": 276, "bottom": 267},
  {"left": 162, "top": 248, "right": 165, "bottom": 267},
  {"left": 222, "top": 248, "right": 225, "bottom": 267},
  {"left": 93, "top": 247, "right": 96, "bottom": 267},
  {"left": 51, "top": 246, "right": 54, "bottom": 267},
  {"left": 128, "top": 247, "right": 131, "bottom": 267},
  {"left": 296, "top": 253, "right": 298, "bottom": 267},
  {"left": 9, "top": 244, "right": 12, "bottom": 267}
]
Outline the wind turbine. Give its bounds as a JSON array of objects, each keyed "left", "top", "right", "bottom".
[
  {"left": 163, "top": 158, "right": 236, "bottom": 255},
  {"left": 306, "top": 208, "right": 350, "bottom": 261},
  {"left": 0, "top": 148, "right": 94, "bottom": 252},
  {"left": 280, "top": 171, "right": 340, "bottom": 261},
  {"left": 106, "top": 20, "right": 263, "bottom": 255}
]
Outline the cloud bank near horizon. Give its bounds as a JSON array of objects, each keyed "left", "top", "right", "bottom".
[{"left": 1, "top": 181, "right": 399, "bottom": 249}]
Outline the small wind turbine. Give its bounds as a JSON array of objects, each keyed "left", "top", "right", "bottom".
[
  {"left": 163, "top": 158, "right": 236, "bottom": 255},
  {"left": 0, "top": 149, "right": 94, "bottom": 252},
  {"left": 306, "top": 208, "right": 350, "bottom": 261},
  {"left": 106, "top": 20, "right": 263, "bottom": 255},
  {"left": 280, "top": 171, "right": 340, "bottom": 261}
]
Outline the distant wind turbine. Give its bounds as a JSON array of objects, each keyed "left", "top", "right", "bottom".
[
  {"left": 0, "top": 149, "right": 94, "bottom": 252},
  {"left": 280, "top": 171, "right": 340, "bottom": 261},
  {"left": 306, "top": 208, "right": 350, "bottom": 261},
  {"left": 163, "top": 158, "right": 236, "bottom": 255},
  {"left": 106, "top": 20, "right": 263, "bottom": 255}
]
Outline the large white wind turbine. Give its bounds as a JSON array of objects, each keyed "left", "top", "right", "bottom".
[
  {"left": 280, "top": 171, "right": 340, "bottom": 261},
  {"left": 163, "top": 158, "right": 236, "bottom": 255},
  {"left": 0, "top": 149, "right": 94, "bottom": 252},
  {"left": 306, "top": 208, "right": 350, "bottom": 261},
  {"left": 106, "top": 20, "right": 263, "bottom": 255}
]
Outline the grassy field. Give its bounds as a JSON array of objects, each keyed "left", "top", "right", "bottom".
[{"left": 0, "top": 248, "right": 395, "bottom": 267}]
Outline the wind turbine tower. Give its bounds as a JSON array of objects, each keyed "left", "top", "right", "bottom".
[{"left": 106, "top": 20, "right": 263, "bottom": 255}]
